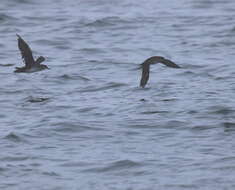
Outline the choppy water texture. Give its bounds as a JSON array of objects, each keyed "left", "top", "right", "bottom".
[{"left": 1, "top": 0, "right": 235, "bottom": 189}]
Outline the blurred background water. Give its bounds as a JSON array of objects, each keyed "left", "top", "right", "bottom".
[{"left": 1, "top": 0, "right": 235, "bottom": 189}]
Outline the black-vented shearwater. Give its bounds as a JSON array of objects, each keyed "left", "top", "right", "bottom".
[
  {"left": 15, "top": 34, "right": 49, "bottom": 73},
  {"left": 140, "top": 56, "right": 180, "bottom": 88}
]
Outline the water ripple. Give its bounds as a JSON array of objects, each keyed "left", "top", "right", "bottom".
[
  {"left": 58, "top": 74, "right": 90, "bottom": 81},
  {"left": 3, "top": 132, "right": 28, "bottom": 143},
  {"left": 79, "top": 82, "right": 127, "bottom": 92},
  {"left": 25, "top": 96, "right": 50, "bottom": 103},
  {"left": 85, "top": 16, "right": 128, "bottom": 27},
  {"left": 83, "top": 160, "right": 142, "bottom": 173}
]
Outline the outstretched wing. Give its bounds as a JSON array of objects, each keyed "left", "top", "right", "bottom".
[
  {"left": 17, "top": 34, "right": 34, "bottom": 68},
  {"left": 140, "top": 63, "right": 150, "bottom": 88},
  {"left": 160, "top": 58, "right": 180, "bottom": 68}
]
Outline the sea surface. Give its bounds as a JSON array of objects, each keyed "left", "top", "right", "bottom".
[{"left": 1, "top": 0, "right": 235, "bottom": 189}]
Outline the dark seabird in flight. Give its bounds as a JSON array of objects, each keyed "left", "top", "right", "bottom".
[
  {"left": 15, "top": 34, "right": 49, "bottom": 73},
  {"left": 140, "top": 56, "right": 180, "bottom": 88}
]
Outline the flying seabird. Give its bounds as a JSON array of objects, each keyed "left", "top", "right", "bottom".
[
  {"left": 140, "top": 56, "right": 180, "bottom": 88},
  {"left": 15, "top": 34, "right": 49, "bottom": 73}
]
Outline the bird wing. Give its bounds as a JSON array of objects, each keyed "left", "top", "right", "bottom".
[
  {"left": 17, "top": 34, "right": 35, "bottom": 68},
  {"left": 160, "top": 58, "right": 180, "bottom": 68},
  {"left": 140, "top": 63, "right": 150, "bottom": 88}
]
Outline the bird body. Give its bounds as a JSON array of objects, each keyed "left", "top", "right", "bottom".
[
  {"left": 15, "top": 34, "right": 48, "bottom": 73},
  {"left": 140, "top": 56, "right": 180, "bottom": 88}
]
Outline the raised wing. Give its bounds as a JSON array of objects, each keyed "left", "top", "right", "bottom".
[{"left": 17, "top": 34, "right": 34, "bottom": 68}]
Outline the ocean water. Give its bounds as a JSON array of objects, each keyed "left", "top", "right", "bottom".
[{"left": 1, "top": 0, "right": 235, "bottom": 189}]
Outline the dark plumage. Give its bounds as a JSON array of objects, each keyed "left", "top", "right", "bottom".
[
  {"left": 15, "top": 34, "right": 49, "bottom": 73},
  {"left": 140, "top": 56, "right": 180, "bottom": 88}
]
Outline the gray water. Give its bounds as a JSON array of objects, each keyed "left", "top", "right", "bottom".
[{"left": 1, "top": 0, "right": 235, "bottom": 189}]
